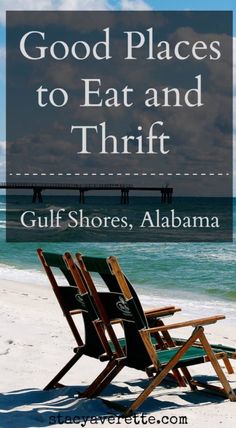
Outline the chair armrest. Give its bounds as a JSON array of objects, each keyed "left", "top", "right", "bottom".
[
  {"left": 145, "top": 307, "right": 181, "bottom": 318},
  {"left": 142, "top": 315, "right": 225, "bottom": 333},
  {"left": 145, "top": 306, "right": 176, "bottom": 314}
]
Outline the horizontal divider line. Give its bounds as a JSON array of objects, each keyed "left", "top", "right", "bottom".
[{"left": 8, "top": 172, "right": 231, "bottom": 176}]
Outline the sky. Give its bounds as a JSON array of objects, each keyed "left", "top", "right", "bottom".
[{"left": 0, "top": 0, "right": 235, "bottom": 191}]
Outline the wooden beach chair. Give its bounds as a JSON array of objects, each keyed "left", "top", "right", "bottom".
[
  {"left": 38, "top": 249, "right": 182, "bottom": 395},
  {"left": 37, "top": 249, "right": 125, "bottom": 392},
  {"left": 74, "top": 253, "right": 235, "bottom": 374},
  {"left": 72, "top": 253, "right": 192, "bottom": 386},
  {"left": 63, "top": 251, "right": 189, "bottom": 391},
  {"left": 73, "top": 254, "right": 236, "bottom": 415}
]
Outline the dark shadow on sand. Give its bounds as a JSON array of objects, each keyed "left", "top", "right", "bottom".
[{"left": 0, "top": 375, "right": 232, "bottom": 428}]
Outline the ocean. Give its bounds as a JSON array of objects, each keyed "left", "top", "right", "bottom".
[{"left": 0, "top": 195, "right": 236, "bottom": 322}]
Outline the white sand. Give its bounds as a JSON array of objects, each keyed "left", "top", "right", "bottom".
[{"left": 0, "top": 278, "right": 236, "bottom": 428}]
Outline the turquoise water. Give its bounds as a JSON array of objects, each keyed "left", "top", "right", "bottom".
[{"left": 0, "top": 195, "right": 236, "bottom": 320}]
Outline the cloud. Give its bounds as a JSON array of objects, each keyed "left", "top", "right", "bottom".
[
  {"left": 0, "top": 47, "right": 5, "bottom": 60},
  {"left": 2, "top": 5, "right": 236, "bottom": 195},
  {"left": 0, "top": 0, "right": 55, "bottom": 25},
  {"left": 57, "top": 0, "right": 112, "bottom": 10},
  {"left": 0, "top": 140, "right": 5, "bottom": 153},
  {"left": 0, "top": 0, "right": 113, "bottom": 25},
  {"left": 0, "top": 47, "right": 5, "bottom": 81},
  {"left": 120, "top": 0, "right": 152, "bottom": 10}
]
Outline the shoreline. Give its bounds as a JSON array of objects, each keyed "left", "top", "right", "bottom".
[
  {"left": 1, "top": 262, "right": 236, "bottom": 324},
  {"left": 0, "top": 277, "right": 236, "bottom": 427}
]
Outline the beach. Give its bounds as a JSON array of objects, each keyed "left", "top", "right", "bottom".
[
  {"left": 0, "top": 276, "right": 236, "bottom": 428},
  {"left": 1, "top": 2, "right": 235, "bottom": 427},
  {"left": 1, "top": 195, "right": 236, "bottom": 427}
]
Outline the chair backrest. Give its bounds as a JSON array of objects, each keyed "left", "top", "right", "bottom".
[
  {"left": 77, "top": 253, "right": 154, "bottom": 370},
  {"left": 37, "top": 249, "right": 105, "bottom": 358},
  {"left": 64, "top": 253, "right": 125, "bottom": 358},
  {"left": 76, "top": 254, "right": 147, "bottom": 328}
]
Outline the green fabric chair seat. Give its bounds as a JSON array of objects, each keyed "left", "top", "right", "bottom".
[
  {"left": 174, "top": 338, "right": 236, "bottom": 360},
  {"left": 109, "top": 339, "right": 206, "bottom": 367},
  {"left": 157, "top": 346, "right": 206, "bottom": 366}
]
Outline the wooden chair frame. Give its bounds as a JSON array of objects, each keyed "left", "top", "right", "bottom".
[
  {"left": 38, "top": 249, "right": 236, "bottom": 416},
  {"left": 37, "top": 249, "right": 126, "bottom": 394},
  {"left": 75, "top": 252, "right": 234, "bottom": 383},
  {"left": 75, "top": 252, "right": 193, "bottom": 388},
  {"left": 107, "top": 256, "right": 236, "bottom": 415}
]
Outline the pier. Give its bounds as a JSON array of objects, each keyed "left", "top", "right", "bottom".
[{"left": 0, "top": 183, "right": 173, "bottom": 204}]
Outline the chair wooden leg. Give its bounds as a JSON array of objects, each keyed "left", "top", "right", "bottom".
[
  {"left": 198, "top": 331, "right": 236, "bottom": 402},
  {"left": 160, "top": 331, "right": 196, "bottom": 388},
  {"left": 172, "top": 368, "right": 187, "bottom": 387},
  {"left": 204, "top": 352, "right": 234, "bottom": 375},
  {"left": 90, "top": 361, "right": 125, "bottom": 398},
  {"left": 222, "top": 355, "right": 234, "bottom": 374},
  {"left": 44, "top": 350, "right": 83, "bottom": 390},
  {"left": 124, "top": 327, "right": 201, "bottom": 416},
  {"left": 151, "top": 320, "right": 186, "bottom": 387},
  {"left": 180, "top": 367, "right": 198, "bottom": 391},
  {"left": 80, "top": 359, "right": 125, "bottom": 398}
]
